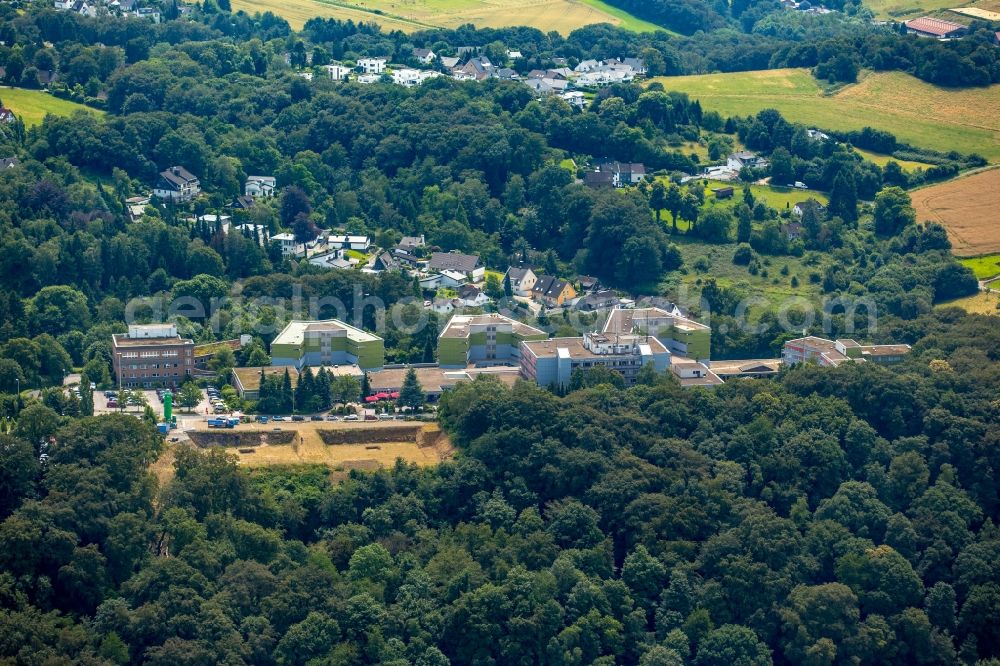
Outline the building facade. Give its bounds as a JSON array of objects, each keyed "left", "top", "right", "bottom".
[
  {"left": 438, "top": 313, "right": 547, "bottom": 369},
  {"left": 111, "top": 324, "right": 195, "bottom": 388},
  {"left": 603, "top": 307, "right": 711, "bottom": 362},
  {"left": 520, "top": 332, "right": 670, "bottom": 388},
  {"left": 270, "top": 319, "right": 384, "bottom": 370}
]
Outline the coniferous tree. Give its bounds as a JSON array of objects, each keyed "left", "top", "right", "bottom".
[
  {"left": 281, "top": 369, "right": 293, "bottom": 413},
  {"left": 397, "top": 368, "right": 425, "bottom": 410},
  {"left": 829, "top": 170, "right": 858, "bottom": 223}
]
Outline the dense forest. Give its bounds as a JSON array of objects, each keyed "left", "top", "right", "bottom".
[{"left": 1, "top": 309, "right": 999, "bottom": 664}]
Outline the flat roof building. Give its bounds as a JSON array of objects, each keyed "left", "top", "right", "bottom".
[
  {"left": 270, "top": 319, "right": 384, "bottom": 371},
  {"left": 111, "top": 323, "right": 195, "bottom": 388},
  {"left": 438, "top": 313, "right": 547, "bottom": 369},
  {"left": 520, "top": 331, "right": 669, "bottom": 388},
  {"left": 782, "top": 336, "right": 911, "bottom": 367},
  {"left": 604, "top": 307, "right": 711, "bottom": 362}
]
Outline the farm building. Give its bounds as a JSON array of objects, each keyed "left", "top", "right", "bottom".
[{"left": 904, "top": 17, "right": 967, "bottom": 39}]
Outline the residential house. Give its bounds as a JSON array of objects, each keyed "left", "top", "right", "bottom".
[
  {"left": 457, "top": 57, "right": 493, "bottom": 81},
  {"left": 727, "top": 151, "right": 768, "bottom": 171},
  {"left": 432, "top": 298, "right": 455, "bottom": 315},
  {"left": 134, "top": 6, "right": 160, "bottom": 21},
  {"left": 419, "top": 274, "right": 443, "bottom": 290},
  {"left": 357, "top": 57, "right": 387, "bottom": 74},
  {"left": 792, "top": 199, "right": 825, "bottom": 217},
  {"left": 412, "top": 47, "right": 436, "bottom": 64},
  {"left": 428, "top": 251, "right": 484, "bottom": 281},
  {"left": 574, "top": 289, "right": 620, "bottom": 312},
  {"left": 585, "top": 162, "right": 646, "bottom": 188},
  {"left": 245, "top": 175, "right": 276, "bottom": 197},
  {"left": 574, "top": 59, "right": 601, "bottom": 73},
  {"left": 507, "top": 50, "right": 523, "bottom": 60},
  {"left": 781, "top": 221, "right": 804, "bottom": 241},
  {"left": 153, "top": 166, "right": 200, "bottom": 202},
  {"left": 271, "top": 232, "right": 297, "bottom": 256},
  {"left": 324, "top": 64, "right": 352, "bottom": 81},
  {"left": 438, "top": 269, "right": 469, "bottom": 288},
  {"left": 440, "top": 56, "right": 460, "bottom": 69},
  {"left": 622, "top": 57, "right": 646, "bottom": 75},
  {"left": 560, "top": 91, "right": 586, "bottom": 107},
  {"left": 392, "top": 68, "right": 441, "bottom": 87},
  {"left": 232, "top": 195, "right": 255, "bottom": 210},
  {"left": 0, "top": 108, "right": 15, "bottom": 124},
  {"left": 577, "top": 276, "right": 600, "bottom": 293},
  {"left": 308, "top": 251, "right": 352, "bottom": 270},
  {"left": 494, "top": 68, "right": 520, "bottom": 81},
  {"left": 398, "top": 235, "right": 425, "bottom": 252},
  {"left": 357, "top": 73, "right": 381, "bottom": 84},
  {"left": 368, "top": 251, "right": 399, "bottom": 273},
  {"left": 904, "top": 16, "right": 966, "bottom": 39},
  {"left": 504, "top": 266, "right": 537, "bottom": 297},
  {"left": 455, "top": 284, "right": 490, "bottom": 308},
  {"left": 327, "top": 235, "right": 371, "bottom": 251},
  {"left": 532, "top": 275, "right": 577, "bottom": 308}
]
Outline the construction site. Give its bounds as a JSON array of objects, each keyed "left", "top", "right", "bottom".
[{"left": 182, "top": 420, "right": 453, "bottom": 471}]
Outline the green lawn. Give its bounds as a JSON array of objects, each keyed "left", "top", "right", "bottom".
[
  {"left": 854, "top": 148, "right": 934, "bottom": 172},
  {"left": 575, "top": 0, "right": 671, "bottom": 32},
  {"left": 863, "top": 0, "right": 966, "bottom": 18},
  {"left": 0, "top": 87, "right": 101, "bottom": 127},
  {"left": 960, "top": 253, "right": 1000, "bottom": 280},
  {"left": 647, "top": 69, "right": 1000, "bottom": 163}
]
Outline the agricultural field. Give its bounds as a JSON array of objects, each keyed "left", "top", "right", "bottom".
[
  {"left": 959, "top": 253, "right": 1000, "bottom": 280},
  {"left": 648, "top": 69, "right": 1000, "bottom": 162},
  {"left": 935, "top": 290, "right": 1000, "bottom": 315},
  {"left": 863, "top": 0, "right": 960, "bottom": 17},
  {"left": 911, "top": 168, "right": 1000, "bottom": 256},
  {"left": 0, "top": 87, "right": 101, "bottom": 127},
  {"left": 230, "top": 0, "right": 660, "bottom": 33}
]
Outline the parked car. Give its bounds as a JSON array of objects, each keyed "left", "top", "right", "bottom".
[
  {"left": 291, "top": 415, "right": 305, "bottom": 422},
  {"left": 378, "top": 413, "right": 393, "bottom": 420},
  {"left": 272, "top": 415, "right": 285, "bottom": 421},
  {"left": 310, "top": 415, "right": 323, "bottom": 421},
  {"left": 326, "top": 415, "right": 340, "bottom": 421},
  {"left": 344, "top": 414, "right": 359, "bottom": 421}
]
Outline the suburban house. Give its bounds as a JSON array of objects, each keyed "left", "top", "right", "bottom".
[
  {"left": 455, "top": 284, "right": 490, "bottom": 308},
  {"left": 793, "top": 199, "right": 825, "bottom": 217},
  {"left": 438, "top": 313, "right": 547, "bottom": 368},
  {"left": 271, "top": 232, "right": 297, "bottom": 256},
  {"left": 432, "top": 298, "right": 455, "bottom": 315},
  {"left": 413, "top": 47, "right": 436, "bottom": 64},
  {"left": 245, "top": 175, "right": 276, "bottom": 197},
  {"left": 532, "top": 275, "right": 577, "bottom": 308},
  {"left": 357, "top": 57, "right": 387, "bottom": 74},
  {"left": 782, "top": 336, "right": 912, "bottom": 367},
  {"left": 577, "top": 276, "right": 600, "bottom": 293},
  {"left": 270, "top": 319, "right": 384, "bottom": 371},
  {"left": 440, "top": 56, "right": 460, "bottom": 69},
  {"left": 904, "top": 16, "right": 966, "bottom": 39},
  {"left": 504, "top": 266, "right": 537, "bottom": 297},
  {"left": 308, "top": 250, "right": 352, "bottom": 270},
  {"left": 368, "top": 251, "right": 398, "bottom": 273},
  {"left": 324, "top": 64, "right": 352, "bottom": 80},
  {"left": 560, "top": 91, "right": 586, "bottom": 107},
  {"left": 391, "top": 248, "right": 422, "bottom": 267},
  {"left": 398, "top": 235, "right": 425, "bottom": 252},
  {"left": 111, "top": 323, "right": 195, "bottom": 389},
  {"left": 456, "top": 57, "right": 493, "bottom": 81},
  {"left": 520, "top": 332, "right": 669, "bottom": 388},
  {"left": 438, "top": 269, "right": 469, "bottom": 288},
  {"left": 392, "top": 68, "right": 441, "bottom": 87},
  {"left": 153, "top": 166, "right": 200, "bottom": 202},
  {"left": 574, "top": 290, "right": 622, "bottom": 312},
  {"left": 327, "top": 234, "right": 371, "bottom": 252},
  {"left": 727, "top": 151, "right": 768, "bottom": 171},
  {"left": 126, "top": 195, "right": 150, "bottom": 221},
  {"left": 428, "top": 251, "right": 484, "bottom": 281},
  {"left": 585, "top": 162, "right": 646, "bottom": 188},
  {"left": 781, "top": 221, "right": 804, "bottom": 241},
  {"left": 0, "top": 108, "right": 15, "bottom": 124}
]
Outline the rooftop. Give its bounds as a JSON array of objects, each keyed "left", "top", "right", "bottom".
[
  {"left": 905, "top": 16, "right": 965, "bottom": 36},
  {"left": 428, "top": 251, "right": 480, "bottom": 273},
  {"left": 604, "top": 307, "right": 709, "bottom": 335},
  {"left": 368, "top": 365, "right": 520, "bottom": 394},
  {"left": 112, "top": 332, "right": 192, "bottom": 348},
  {"left": 522, "top": 334, "right": 666, "bottom": 360},
  {"left": 439, "top": 313, "right": 546, "bottom": 339},
  {"left": 232, "top": 366, "right": 298, "bottom": 392},
  {"left": 272, "top": 319, "right": 382, "bottom": 346},
  {"left": 709, "top": 359, "right": 782, "bottom": 376}
]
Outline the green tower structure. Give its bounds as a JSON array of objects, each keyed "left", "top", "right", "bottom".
[{"left": 163, "top": 390, "right": 173, "bottom": 422}]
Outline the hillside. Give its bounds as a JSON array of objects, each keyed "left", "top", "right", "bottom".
[
  {"left": 0, "top": 87, "right": 102, "bottom": 127},
  {"left": 230, "top": 0, "right": 661, "bottom": 32},
  {"left": 648, "top": 69, "right": 1000, "bottom": 162}
]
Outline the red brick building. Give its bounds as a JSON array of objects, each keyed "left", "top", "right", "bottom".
[{"left": 112, "top": 324, "right": 195, "bottom": 388}]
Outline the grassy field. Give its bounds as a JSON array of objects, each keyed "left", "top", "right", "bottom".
[
  {"left": 911, "top": 168, "right": 1000, "bottom": 256},
  {"left": 231, "top": 0, "right": 658, "bottom": 33},
  {"left": 670, "top": 237, "right": 827, "bottom": 309},
  {"left": 935, "top": 291, "right": 1000, "bottom": 315},
  {"left": 854, "top": 148, "right": 934, "bottom": 171},
  {"left": 960, "top": 253, "right": 1000, "bottom": 280},
  {"left": 0, "top": 87, "right": 101, "bottom": 127},
  {"left": 648, "top": 69, "right": 1000, "bottom": 162},
  {"left": 863, "top": 0, "right": 959, "bottom": 17}
]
